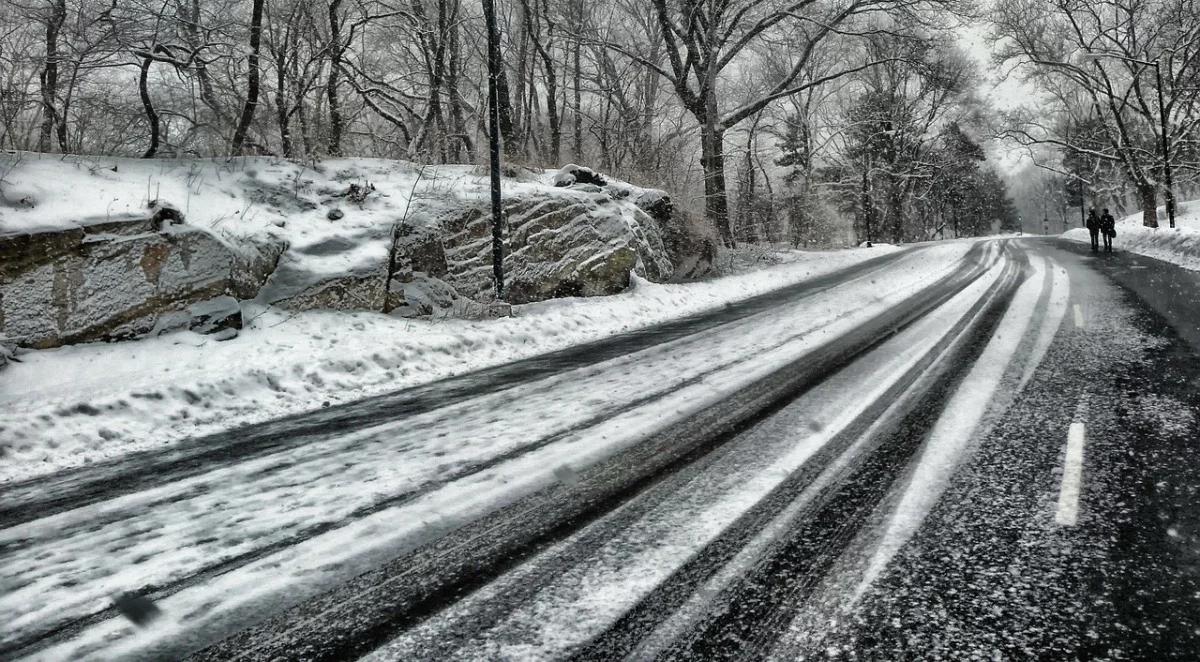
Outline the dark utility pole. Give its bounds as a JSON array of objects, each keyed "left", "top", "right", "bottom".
[
  {"left": 483, "top": 0, "right": 505, "bottom": 296},
  {"left": 861, "top": 163, "right": 872, "bottom": 246}
]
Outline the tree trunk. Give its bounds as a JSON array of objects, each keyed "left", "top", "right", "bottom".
[
  {"left": 509, "top": 6, "right": 529, "bottom": 159},
  {"left": 737, "top": 122, "right": 757, "bottom": 244},
  {"left": 572, "top": 29, "right": 582, "bottom": 160},
  {"left": 416, "top": 49, "right": 448, "bottom": 161},
  {"left": 139, "top": 56, "right": 160, "bottom": 159},
  {"left": 186, "top": 0, "right": 229, "bottom": 132},
  {"left": 232, "top": 0, "right": 266, "bottom": 154},
  {"left": 522, "top": 0, "right": 559, "bottom": 164},
  {"left": 414, "top": 0, "right": 451, "bottom": 162},
  {"left": 326, "top": 0, "right": 344, "bottom": 156},
  {"left": 39, "top": 0, "right": 66, "bottom": 153},
  {"left": 289, "top": 20, "right": 310, "bottom": 157},
  {"left": 57, "top": 58, "right": 79, "bottom": 152},
  {"left": 275, "top": 47, "right": 292, "bottom": 157},
  {"left": 861, "top": 166, "right": 872, "bottom": 245},
  {"left": 597, "top": 93, "right": 611, "bottom": 170},
  {"left": 446, "top": 6, "right": 473, "bottom": 162},
  {"left": 1138, "top": 183, "right": 1159, "bottom": 228},
  {"left": 298, "top": 101, "right": 313, "bottom": 155},
  {"left": 543, "top": 59, "right": 560, "bottom": 164},
  {"left": 700, "top": 124, "right": 732, "bottom": 247},
  {"left": 889, "top": 176, "right": 904, "bottom": 243}
]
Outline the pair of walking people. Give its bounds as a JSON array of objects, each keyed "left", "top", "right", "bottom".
[{"left": 1085, "top": 209, "right": 1116, "bottom": 252}]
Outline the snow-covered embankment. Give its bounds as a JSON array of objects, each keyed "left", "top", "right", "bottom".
[{"left": 1063, "top": 199, "right": 1200, "bottom": 270}]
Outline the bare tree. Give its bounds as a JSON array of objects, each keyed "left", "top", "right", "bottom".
[
  {"left": 993, "top": 0, "right": 1200, "bottom": 227},
  {"left": 602, "top": 0, "right": 955, "bottom": 246},
  {"left": 230, "top": 0, "right": 265, "bottom": 153}
]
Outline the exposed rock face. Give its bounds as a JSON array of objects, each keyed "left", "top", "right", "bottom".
[
  {"left": 2, "top": 166, "right": 684, "bottom": 350},
  {"left": 188, "top": 296, "right": 243, "bottom": 340},
  {"left": 385, "top": 221, "right": 459, "bottom": 316},
  {"left": 0, "top": 338, "right": 14, "bottom": 370},
  {"left": 266, "top": 267, "right": 391, "bottom": 312},
  {"left": 255, "top": 223, "right": 409, "bottom": 314},
  {"left": 552, "top": 164, "right": 608, "bottom": 188},
  {"left": 406, "top": 187, "right": 672, "bottom": 306},
  {"left": 0, "top": 217, "right": 282, "bottom": 349},
  {"left": 633, "top": 188, "right": 720, "bottom": 280}
]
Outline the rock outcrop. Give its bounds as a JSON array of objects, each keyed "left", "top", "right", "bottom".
[
  {"left": 630, "top": 188, "right": 720, "bottom": 280},
  {"left": 0, "top": 216, "right": 282, "bottom": 349},
  {"left": 187, "top": 296, "right": 243, "bottom": 340},
  {"left": 264, "top": 177, "right": 675, "bottom": 316},
  {"left": 0, "top": 162, "right": 692, "bottom": 351},
  {"left": 402, "top": 185, "right": 672, "bottom": 306}
]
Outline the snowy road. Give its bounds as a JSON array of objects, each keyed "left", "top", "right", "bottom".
[{"left": 4, "top": 238, "right": 1200, "bottom": 660}]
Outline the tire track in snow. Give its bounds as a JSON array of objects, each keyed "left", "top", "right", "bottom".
[{"left": 846, "top": 253, "right": 1050, "bottom": 604}]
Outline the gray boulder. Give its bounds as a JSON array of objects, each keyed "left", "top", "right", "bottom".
[
  {"left": 552, "top": 164, "right": 607, "bottom": 188},
  {"left": 633, "top": 190, "right": 719, "bottom": 280},
  {"left": 188, "top": 296, "right": 242, "bottom": 340},
  {"left": 408, "top": 187, "right": 672, "bottom": 306},
  {"left": 0, "top": 216, "right": 282, "bottom": 349}
]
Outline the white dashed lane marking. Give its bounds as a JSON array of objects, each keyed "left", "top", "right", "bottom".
[{"left": 1055, "top": 394, "right": 1090, "bottom": 527}]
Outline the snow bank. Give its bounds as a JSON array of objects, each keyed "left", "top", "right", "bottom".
[
  {"left": 1063, "top": 199, "right": 1200, "bottom": 270},
  {"left": 0, "top": 243, "right": 901, "bottom": 483}
]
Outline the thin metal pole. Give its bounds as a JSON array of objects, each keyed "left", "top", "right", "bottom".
[
  {"left": 861, "top": 164, "right": 872, "bottom": 245},
  {"left": 483, "top": 0, "right": 504, "bottom": 296}
]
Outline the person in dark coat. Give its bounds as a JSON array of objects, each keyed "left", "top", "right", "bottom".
[
  {"left": 1085, "top": 209, "right": 1101, "bottom": 251},
  {"left": 1100, "top": 208, "right": 1116, "bottom": 252}
]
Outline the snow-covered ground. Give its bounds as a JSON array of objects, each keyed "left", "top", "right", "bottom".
[
  {"left": 0, "top": 241, "right": 902, "bottom": 484},
  {"left": 1063, "top": 199, "right": 1200, "bottom": 270},
  {"left": 2, "top": 153, "right": 428, "bottom": 285},
  {"left": 1, "top": 151, "right": 549, "bottom": 238}
]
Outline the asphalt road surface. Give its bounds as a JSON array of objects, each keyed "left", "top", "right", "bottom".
[{"left": 3, "top": 237, "right": 1199, "bottom": 661}]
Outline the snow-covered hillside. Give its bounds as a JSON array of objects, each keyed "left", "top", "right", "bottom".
[{"left": 1063, "top": 200, "right": 1200, "bottom": 270}]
